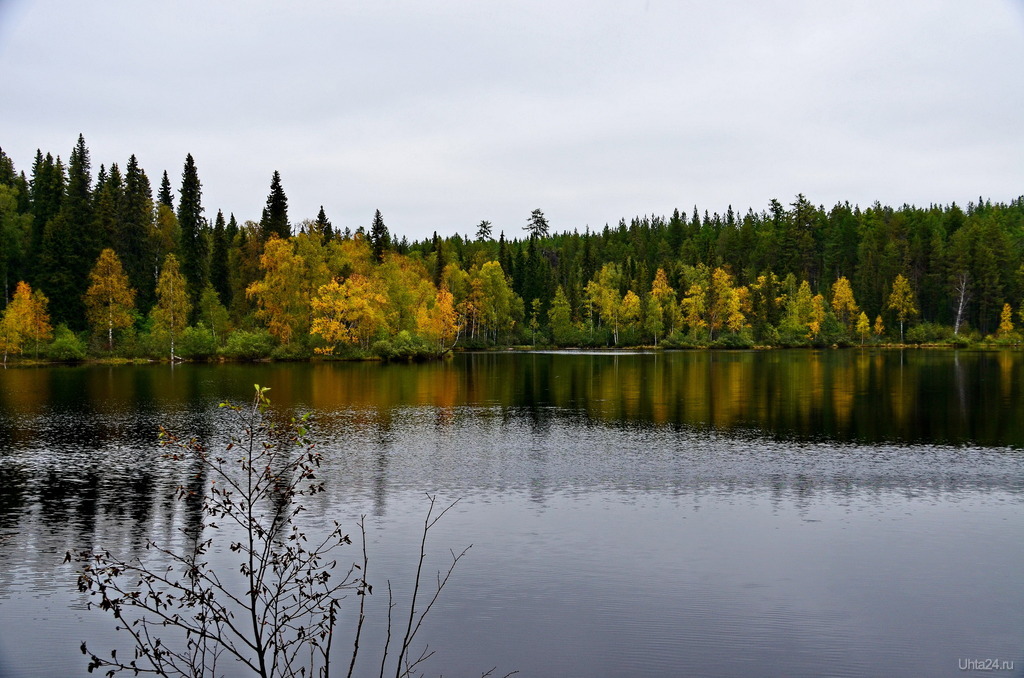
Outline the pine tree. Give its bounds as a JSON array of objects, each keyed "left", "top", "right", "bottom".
[
  {"left": 176, "top": 154, "right": 207, "bottom": 311},
  {"left": 369, "top": 209, "right": 390, "bottom": 262},
  {"left": 476, "top": 220, "right": 492, "bottom": 241},
  {"left": 524, "top": 209, "right": 550, "bottom": 238},
  {"left": 260, "top": 170, "right": 290, "bottom": 240}
]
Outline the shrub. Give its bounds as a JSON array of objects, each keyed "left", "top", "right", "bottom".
[
  {"left": 47, "top": 324, "right": 87, "bottom": 362},
  {"left": 221, "top": 329, "right": 275, "bottom": 361},
  {"left": 372, "top": 330, "right": 439, "bottom": 361},
  {"left": 906, "top": 322, "right": 956, "bottom": 345},
  {"left": 178, "top": 323, "right": 218, "bottom": 360}
]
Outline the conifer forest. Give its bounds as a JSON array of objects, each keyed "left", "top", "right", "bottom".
[{"left": 1, "top": 135, "right": 1022, "bottom": 361}]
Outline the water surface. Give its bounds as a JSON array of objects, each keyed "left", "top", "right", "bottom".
[{"left": 0, "top": 350, "right": 1021, "bottom": 677}]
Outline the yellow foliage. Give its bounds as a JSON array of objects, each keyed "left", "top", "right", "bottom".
[
  {"left": 1, "top": 281, "right": 52, "bottom": 359},
  {"left": 84, "top": 248, "right": 136, "bottom": 350},
  {"left": 310, "top": 274, "right": 389, "bottom": 352}
]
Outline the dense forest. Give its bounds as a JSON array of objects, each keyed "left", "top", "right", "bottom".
[{"left": 1, "top": 135, "right": 1022, "bottom": 361}]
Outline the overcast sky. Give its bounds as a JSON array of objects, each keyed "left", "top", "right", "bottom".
[{"left": 1, "top": 1, "right": 1022, "bottom": 242}]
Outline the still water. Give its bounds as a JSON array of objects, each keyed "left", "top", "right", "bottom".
[{"left": 0, "top": 350, "right": 1021, "bottom": 677}]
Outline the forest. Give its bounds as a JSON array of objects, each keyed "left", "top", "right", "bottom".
[{"left": 1, "top": 134, "right": 1023, "bottom": 361}]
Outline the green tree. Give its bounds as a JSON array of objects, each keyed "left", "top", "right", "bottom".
[
  {"left": 177, "top": 153, "right": 207, "bottom": 310},
  {"left": 38, "top": 135, "right": 94, "bottom": 328},
  {"left": 524, "top": 208, "right": 549, "bottom": 238},
  {"left": 259, "top": 170, "right": 290, "bottom": 240},
  {"left": 84, "top": 248, "right": 137, "bottom": 351},
  {"left": 210, "top": 209, "right": 231, "bottom": 309},
  {"left": 198, "top": 285, "right": 231, "bottom": 345},
  {"left": 476, "top": 220, "right": 493, "bottom": 241},
  {"left": 548, "top": 285, "right": 575, "bottom": 345},
  {"left": 369, "top": 209, "right": 390, "bottom": 263},
  {"left": 120, "top": 154, "right": 156, "bottom": 311}
]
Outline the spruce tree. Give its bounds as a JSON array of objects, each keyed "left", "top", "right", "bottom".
[
  {"left": 92, "top": 162, "right": 123, "bottom": 251},
  {"left": 226, "top": 213, "right": 239, "bottom": 242},
  {"left": 158, "top": 170, "right": 174, "bottom": 209},
  {"left": 177, "top": 153, "right": 207, "bottom": 311},
  {"left": 121, "top": 155, "right": 156, "bottom": 311},
  {"left": 210, "top": 209, "right": 231, "bottom": 308},
  {"left": 259, "top": 170, "right": 290, "bottom": 240},
  {"left": 28, "top": 151, "right": 64, "bottom": 284},
  {"left": 369, "top": 209, "right": 390, "bottom": 262},
  {"left": 38, "top": 135, "right": 95, "bottom": 328},
  {"left": 315, "top": 205, "right": 333, "bottom": 241}
]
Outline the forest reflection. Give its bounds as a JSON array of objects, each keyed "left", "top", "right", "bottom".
[{"left": 1, "top": 350, "right": 1022, "bottom": 448}]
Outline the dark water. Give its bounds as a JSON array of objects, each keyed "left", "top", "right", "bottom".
[{"left": 0, "top": 350, "right": 1021, "bottom": 677}]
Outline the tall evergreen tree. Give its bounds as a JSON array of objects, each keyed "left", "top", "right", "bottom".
[
  {"left": 369, "top": 209, "right": 390, "bottom": 262},
  {"left": 158, "top": 170, "right": 174, "bottom": 209},
  {"left": 476, "top": 220, "right": 493, "bottom": 241},
  {"left": 38, "top": 134, "right": 95, "bottom": 328},
  {"left": 314, "top": 205, "right": 333, "bottom": 241},
  {"left": 121, "top": 155, "right": 156, "bottom": 311},
  {"left": 92, "top": 162, "right": 123, "bottom": 251},
  {"left": 176, "top": 153, "right": 207, "bottom": 311},
  {"left": 0, "top": 147, "right": 16, "bottom": 186},
  {"left": 259, "top": 170, "right": 290, "bottom": 240},
  {"left": 210, "top": 209, "right": 231, "bottom": 309},
  {"left": 525, "top": 208, "right": 550, "bottom": 238}
]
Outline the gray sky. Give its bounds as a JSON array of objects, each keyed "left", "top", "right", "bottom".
[{"left": 1, "top": 1, "right": 1022, "bottom": 242}]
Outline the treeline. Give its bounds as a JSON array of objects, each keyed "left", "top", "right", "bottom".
[{"left": 1, "top": 135, "right": 1023, "bottom": 361}]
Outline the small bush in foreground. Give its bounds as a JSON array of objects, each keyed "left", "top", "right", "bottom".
[{"left": 69, "top": 386, "right": 509, "bottom": 678}]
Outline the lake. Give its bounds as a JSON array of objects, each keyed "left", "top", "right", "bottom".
[{"left": 0, "top": 350, "right": 1021, "bottom": 677}]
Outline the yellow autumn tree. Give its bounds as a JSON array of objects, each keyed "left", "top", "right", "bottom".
[
  {"left": 809, "top": 294, "right": 827, "bottom": 339},
  {"left": 856, "top": 311, "right": 871, "bottom": 346},
  {"left": 151, "top": 254, "right": 191, "bottom": 361},
  {"left": 84, "top": 248, "right": 137, "bottom": 351},
  {"left": 1, "top": 281, "right": 52, "bottom": 362},
  {"left": 998, "top": 303, "right": 1014, "bottom": 336},
  {"left": 648, "top": 268, "right": 678, "bottom": 344},
  {"left": 707, "top": 267, "right": 742, "bottom": 339},
  {"left": 586, "top": 263, "right": 628, "bottom": 344},
  {"left": 246, "top": 236, "right": 307, "bottom": 345},
  {"left": 416, "top": 285, "right": 461, "bottom": 350},
  {"left": 830, "top": 276, "right": 859, "bottom": 332},
  {"left": 680, "top": 283, "right": 707, "bottom": 339},
  {"left": 887, "top": 274, "right": 918, "bottom": 343},
  {"left": 310, "top": 274, "right": 389, "bottom": 352}
]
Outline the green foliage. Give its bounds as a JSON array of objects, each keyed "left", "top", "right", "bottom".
[
  {"left": 47, "top": 324, "right": 87, "bottom": 361},
  {"left": 178, "top": 323, "right": 218, "bottom": 360},
  {"left": 906, "top": 321, "right": 957, "bottom": 345},
  {"left": 372, "top": 330, "right": 439, "bottom": 361},
  {"left": 271, "top": 339, "right": 313, "bottom": 361},
  {"left": 221, "top": 329, "right": 276, "bottom": 361}
]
